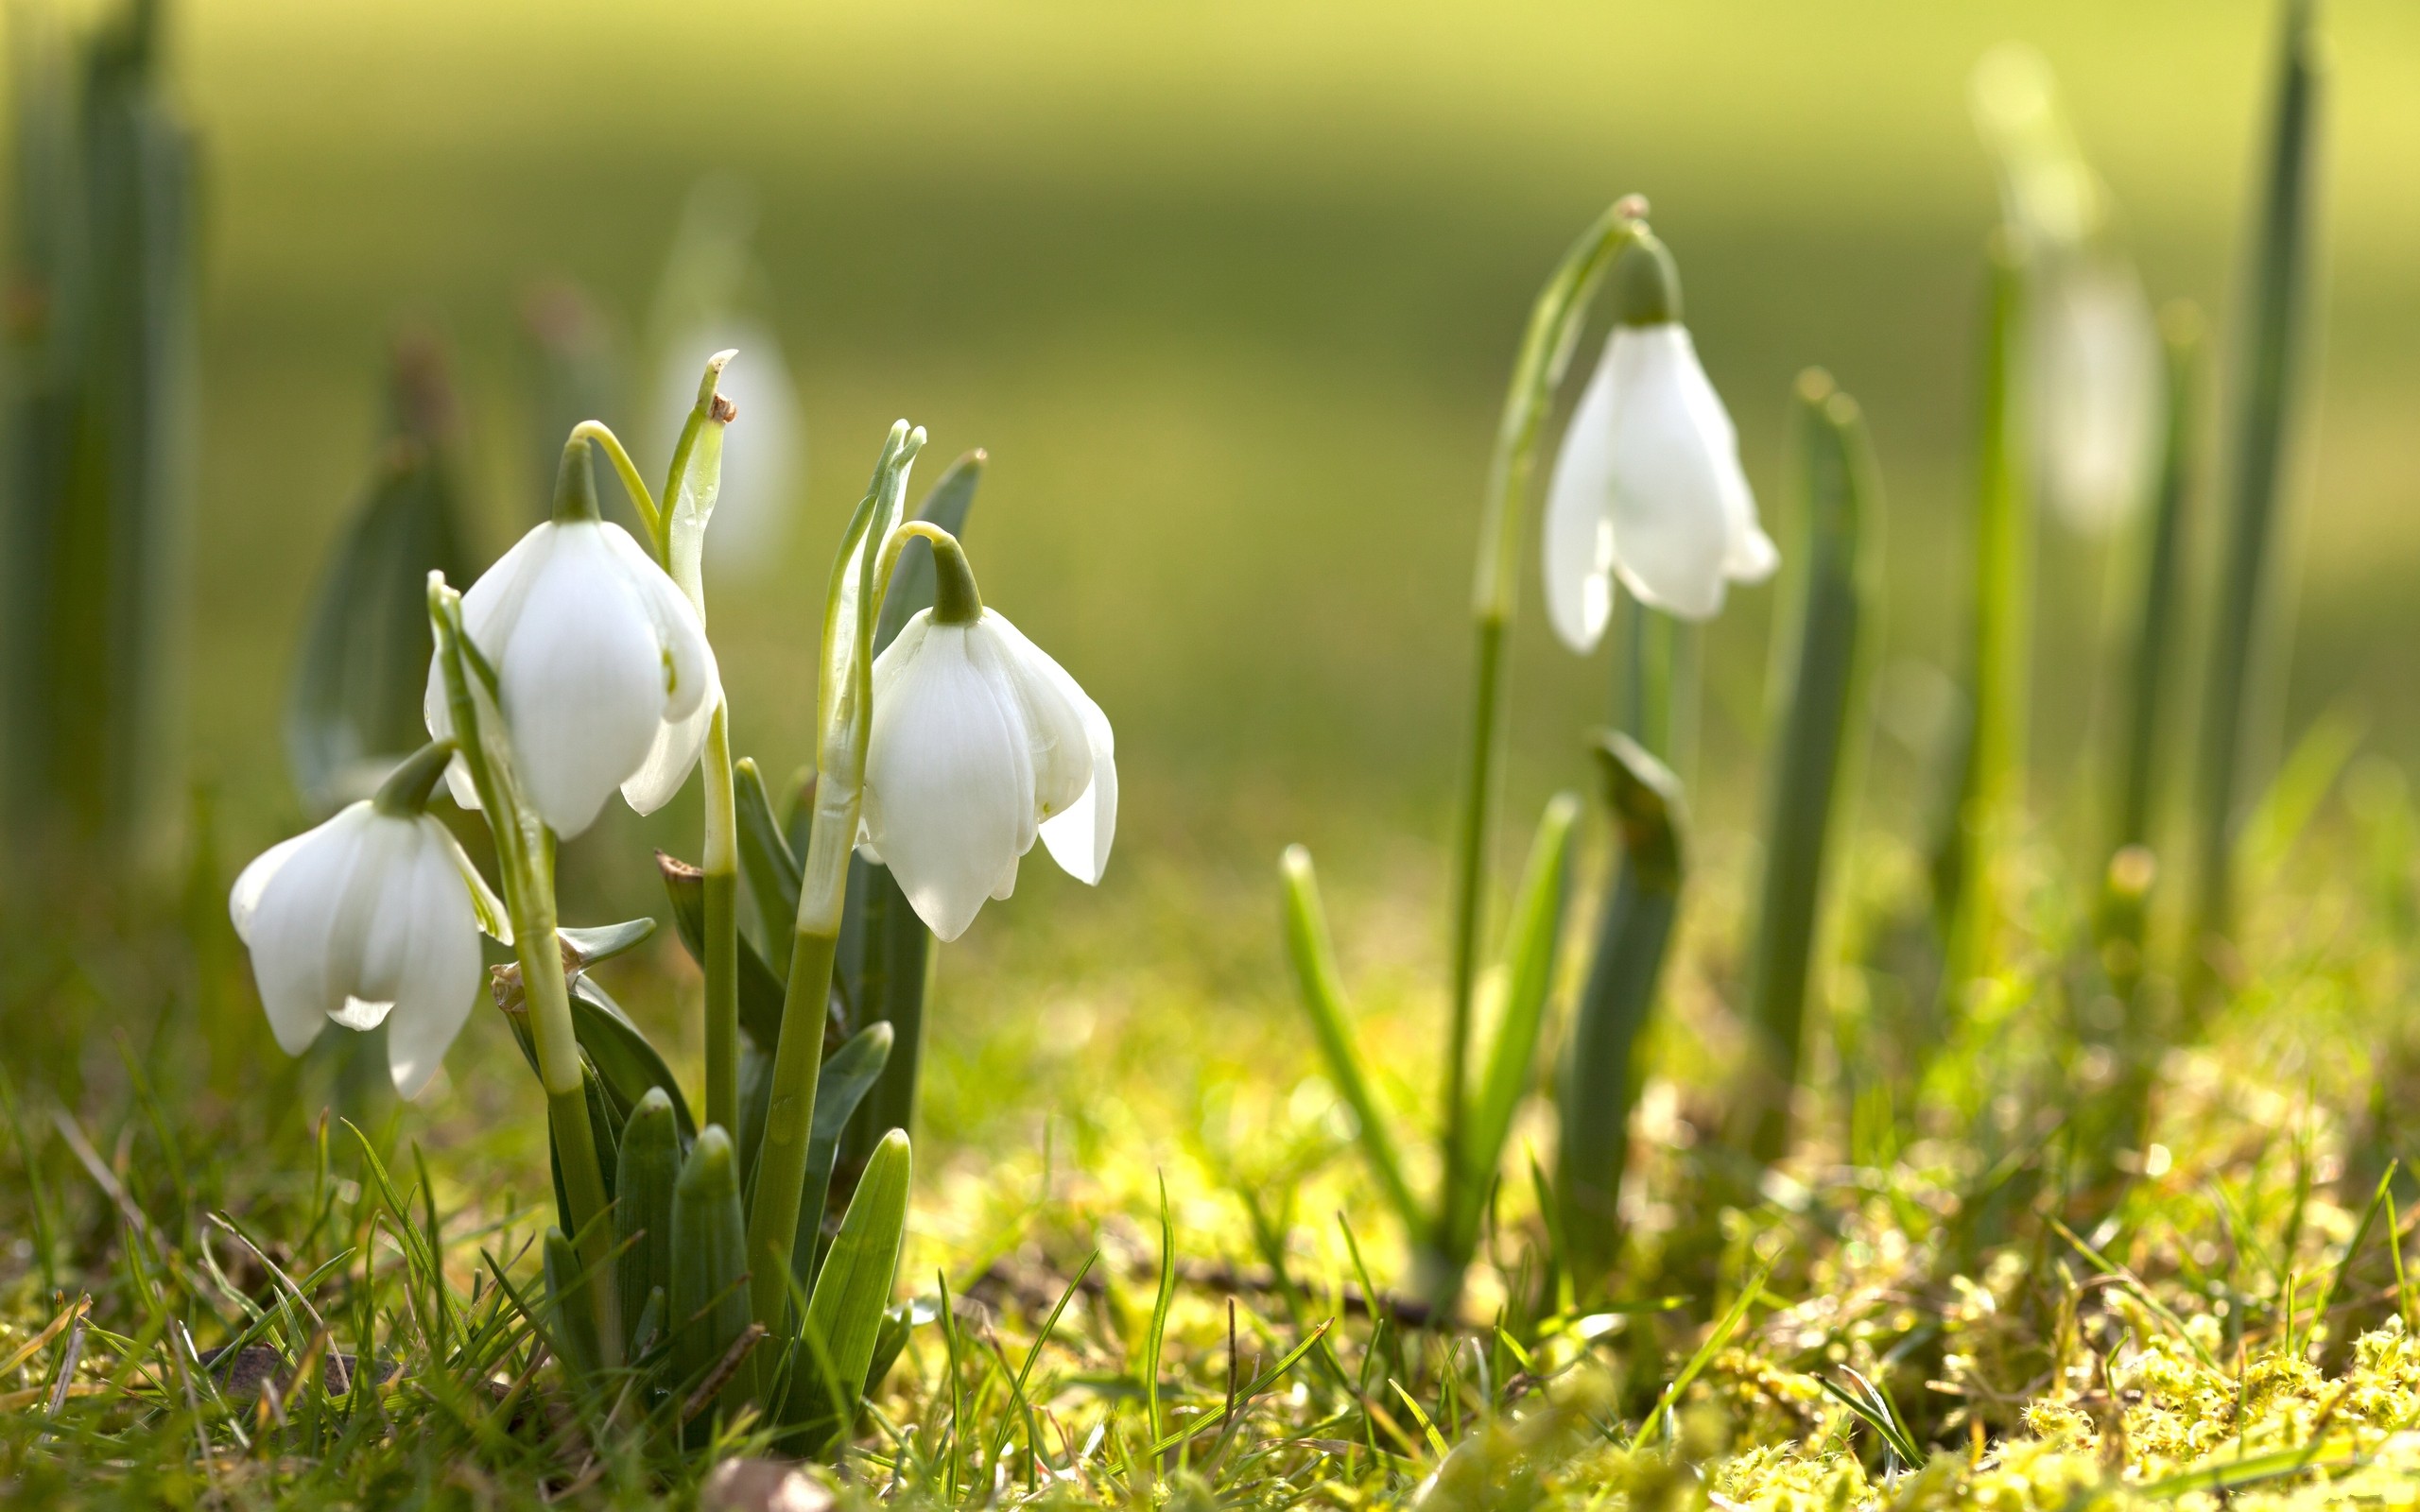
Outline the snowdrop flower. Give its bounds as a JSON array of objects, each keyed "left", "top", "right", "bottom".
[
  {"left": 424, "top": 440, "right": 718, "bottom": 838},
  {"left": 229, "top": 743, "right": 508, "bottom": 1098},
  {"left": 1543, "top": 234, "right": 1776, "bottom": 645},
  {"left": 2031, "top": 256, "right": 2161, "bottom": 534},
  {"left": 858, "top": 528, "right": 1115, "bottom": 941}
]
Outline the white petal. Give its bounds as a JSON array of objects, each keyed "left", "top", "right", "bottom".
[
  {"left": 622, "top": 690, "right": 717, "bottom": 815},
  {"left": 982, "top": 615, "right": 1119, "bottom": 885},
  {"left": 2035, "top": 262, "right": 2160, "bottom": 533},
  {"left": 1603, "top": 325, "right": 1740, "bottom": 622},
  {"left": 863, "top": 620, "right": 1035, "bottom": 941},
  {"left": 604, "top": 524, "right": 723, "bottom": 815},
  {"left": 242, "top": 806, "right": 381, "bottom": 1055},
  {"left": 384, "top": 821, "right": 486, "bottom": 1099},
  {"left": 231, "top": 829, "right": 314, "bottom": 939},
  {"left": 495, "top": 523, "right": 670, "bottom": 837},
  {"left": 426, "top": 524, "right": 559, "bottom": 813},
  {"left": 973, "top": 613, "right": 1094, "bottom": 824},
  {"left": 1542, "top": 340, "right": 1624, "bottom": 652}
]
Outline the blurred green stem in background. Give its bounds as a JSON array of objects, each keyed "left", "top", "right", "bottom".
[
  {"left": 1937, "top": 235, "right": 2030, "bottom": 1005},
  {"left": 2190, "top": 0, "right": 2321, "bottom": 1018},
  {"left": 428, "top": 563, "right": 621, "bottom": 1368},
  {"left": 1446, "top": 197, "right": 1646, "bottom": 1271},
  {"left": 1616, "top": 595, "right": 1692, "bottom": 772},
  {"left": 1557, "top": 735, "right": 1683, "bottom": 1291},
  {"left": 749, "top": 421, "right": 923, "bottom": 1352},
  {"left": 1737, "top": 372, "right": 1879, "bottom": 1167},
  {"left": 1, "top": 0, "right": 197, "bottom": 861}
]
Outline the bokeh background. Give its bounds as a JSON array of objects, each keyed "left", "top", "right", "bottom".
[{"left": 169, "top": 1, "right": 2415, "bottom": 1119}]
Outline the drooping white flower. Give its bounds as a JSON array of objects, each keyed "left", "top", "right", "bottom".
[
  {"left": 229, "top": 800, "right": 508, "bottom": 1099},
  {"left": 424, "top": 500, "right": 717, "bottom": 838},
  {"left": 860, "top": 607, "right": 1115, "bottom": 942},
  {"left": 1543, "top": 321, "right": 1777, "bottom": 644}
]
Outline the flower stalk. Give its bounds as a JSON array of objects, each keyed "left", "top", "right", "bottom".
[
  {"left": 425, "top": 574, "right": 621, "bottom": 1366},
  {"left": 748, "top": 421, "right": 925, "bottom": 1344},
  {"left": 1444, "top": 198, "right": 1646, "bottom": 1277}
]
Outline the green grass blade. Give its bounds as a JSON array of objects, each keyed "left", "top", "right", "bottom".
[
  {"left": 1279, "top": 846, "right": 1422, "bottom": 1236},
  {"left": 1739, "top": 373, "right": 1880, "bottom": 1166},
  {"left": 789, "top": 1127, "right": 911, "bottom": 1454},
  {"left": 1558, "top": 735, "right": 1685, "bottom": 1289},
  {"left": 1445, "top": 794, "right": 1580, "bottom": 1278},
  {"left": 1145, "top": 1173, "right": 1179, "bottom": 1448},
  {"left": 2189, "top": 0, "right": 2322, "bottom": 1005},
  {"left": 1632, "top": 1261, "right": 1769, "bottom": 1448}
]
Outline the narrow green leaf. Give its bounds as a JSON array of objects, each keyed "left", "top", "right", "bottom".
[
  {"left": 788, "top": 1128, "right": 912, "bottom": 1453},
  {"left": 1279, "top": 847, "right": 1423, "bottom": 1236},
  {"left": 1739, "top": 373, "right": 1880, "bottom": 1166},
  {"left": 2107, "top": 305, "right": 2204, "bottom": 861},
  {"left": 1446, "top": 794, "right": 1581, "bottom": 1273},
  {"left": 670, "top": 1127, "right": 752, "bottom": 1435},
  {"left": 560, "top": 918, "right": 657, "bottom": 971},
  {"left": 544, "top": 1227, "right": 603, "bottom": 1381},
  {"left": 660, "top": 850, "right": 789, "bottom": 1047},
  {"left": 2189, "top": 0, "right": 2321, "bottom": 999},
  {"left": 614, "top": 1089, "right": 682, "bottom": 1356},
  {"left": 834, "top": 857, "right": 932, "bottom": 1197},
  {"left": 796, "top": 1022, "right": 894, "bottom": 1287},
  {"left": 285, "top": 347, "right": 474, "bottom": 814},
  {"left": 566, "top": 975, "right": 696, "bottom": 1143},
  {"left": 1558, "top": 736, "right": 1686, "bottom": 1287},
  {"left": 734, "top": 757, "right": 803, "bottom": 972}
]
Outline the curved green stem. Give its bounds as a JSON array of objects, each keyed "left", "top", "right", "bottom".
[
  {"left": 426, "top": 577, "right": 621, "bottom": 1366},
  {"left": 1443, "top": 199, "right": 1643, "bottom": 1272},
  {"left": 570, "top": 420, "right": 664, "bottom": 554}
]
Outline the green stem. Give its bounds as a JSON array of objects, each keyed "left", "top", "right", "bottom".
[
  {"left": 1444, "top": 200, "right": 1644, "bottom": 1270},
  {"left": 572, "top": 419, "right": 665, "bottom": 555},
  {"left": 428, "top": 581, "right": 620, "bottom": 1366},
  {"left": 747, "top": 923, "right": 839, "bottom": 1337},
  {"left": 702, "top": 700, "right": 739, "bottom": 1134}
]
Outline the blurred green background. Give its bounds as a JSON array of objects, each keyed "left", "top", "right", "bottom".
[{"left": 183, "top": 0, "right": 2416, "bottom": 922}]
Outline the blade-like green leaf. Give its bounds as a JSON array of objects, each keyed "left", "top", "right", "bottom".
[
  {"left": 660, "top": 850, "right": 790, "bottom": 1047},
  {"left": 1279, "top": 847, "right": 1421, "bottom": 1236},
  {"left": 1559, "top": 735, "right": 1686, "bottom": 1287},
  {"left": 1739, "top": 373, "right": 1879, "bottom": 1165},
  {"left": 734, "top": 757, "right": 803, "bottom": 973},
  {"left": 835, "top": 857, "right": 932, "bottom": 1198},
  {"left": 561, "top": 918, "right": 658, "bottom": 971},
  {"left": 567, "top": 974, "right": 696, "bottom": 1143},
  {"left": 614, "top": 1089, "right": 682, "bottom": 1357},
  {"left": 786, "top": 1128, "right": 911, "bottom": 1453},
  {"left": 1446, "top": 794, "right": 1579, "bottom": 1277},
  {"left": 544, "top": 1227, "right": 604, "bottom": 1381},
  {"left": 798, "top": 1023, "right": 894, "bottom": 1286},
  {"left": 671, "top": 1127, "right": 752, "bottom": 1436}
]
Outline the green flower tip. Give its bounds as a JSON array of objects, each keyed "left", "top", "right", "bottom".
[
  {"left": 696, "top": 349, "right": 737, "bottom": 414},
  {"left": 552, "top": 434, "right": 601, "bottom": 524},
  {"left": 1610, "top": 232, "right": 1682, "bottom": 327},
  {"left": 680, "top": 1125, "right": 735, "bottom": 1191}
]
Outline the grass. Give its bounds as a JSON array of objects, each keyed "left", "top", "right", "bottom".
[{"left": 7, "top": 783, "right": 2420, "bottom": 1505}]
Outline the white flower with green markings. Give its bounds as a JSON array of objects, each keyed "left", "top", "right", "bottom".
[
  {"left": 228, "top": 743, "right": 509, "bottom": 1098},
  {"left": 423, "top": 442, "right": 718, "bottom": 838},
  {"left": 1543, "top": 235, "right": 1776, "bottom": 643},
  {"left": 858, "top": 528, "right": 1115, "bottom": 941}
]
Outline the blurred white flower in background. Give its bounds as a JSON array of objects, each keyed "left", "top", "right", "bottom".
[{"left": 1972, "top": 42, "right": 2164, "bottom": 534}]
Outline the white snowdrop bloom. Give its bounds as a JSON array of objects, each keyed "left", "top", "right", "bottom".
[
  {"left": 2032, "top": 259, "right": 2161, "bottom": 533},
  {"left": 1544, "top": 322, "right": 1777, "bottom": 643},
  {"left": 229, "top": 798, "right": 507, "bottom": 1099},
  {"left": 860, "top": 604, "right": 1115, "bottom": 943},
  {"left": 424, "top": 451, "right": 718, "bottom": 838}
]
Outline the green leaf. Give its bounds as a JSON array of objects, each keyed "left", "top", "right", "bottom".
[
  {"left": 1278, "top": 846, "right": 1422, "bottom": 1236},
  {"left": 659, "top": 850, "right": 789, "bottom": 1047},
  {"left": 834, "top": 857, "right": 932, "bottom": 1199},
  {"left": 544, "top": 1227, "right": 604, "bottom": 1381},
  {"left": 1559, "top": 735, "right": 1686, "bottom": 1285},
  {"left": 798, "top": 1022, "right": 894, "bottom": 1286},
  {"left": 285, "top": 354, "right": 474, "bottom": 815},
  {"left": 734, "top": 757, "right": 803, "bottom": 973},
  {"left": 786, "top": 1128, "right": 912, "bottom": 1453},
  {"left": 1446, "top": 794, "right": 1579, "bottom": 1274},
  {"left": 614, "top": 1089, "right": 682, "bottom": 1357},
  {"left": 861, "top": 1296, "right": 937, "bottom": 1402},
  {"left": 1739, "top": 374, "right": 1879, "bottom": 1165},
  {"left": 566, "top": 974, "right": 695, "bottom": 1144},
  {"left": 561, "top": 918, "right": 658, "bottom": 971},
  {"left": 670, "top": 1127, "right": 752, "bottom": 1435}
]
